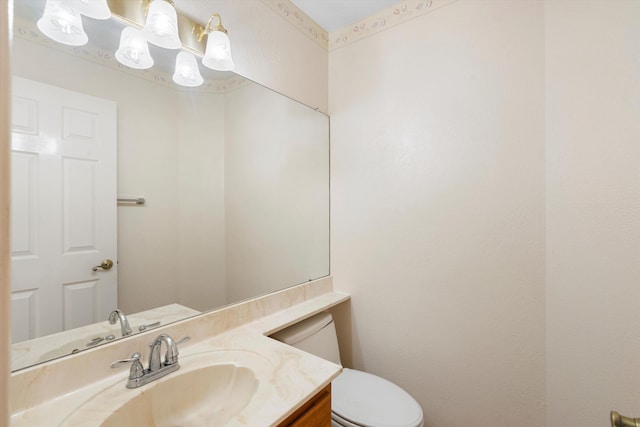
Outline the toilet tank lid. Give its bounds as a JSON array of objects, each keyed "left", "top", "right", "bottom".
[{"left": 270, "top": 312, "right": 333, "bottom": 345}]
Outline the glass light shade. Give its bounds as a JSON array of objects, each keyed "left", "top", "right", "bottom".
[
  {"left": 115, "top": 27, "right": 154, "bottom": 70},
  {"left": 142, "top": 0, "right": 182, "bottom": 49},
  {"left": 37, "top": 0, "right": 88, "bottom": 46},
  {"left": 172, "top": 51, "right": 203, "bottom": 87},
  {"left": 202, "top": 30, "right": 235, "bottom": 71},
  {"left": 67, "top": 0, "right": 111, "bottom": 20}
]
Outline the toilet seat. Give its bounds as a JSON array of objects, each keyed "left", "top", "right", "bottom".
[
  {"left": 332, "top": 411, "right": 366, "bottom": 427},
  {"left": 331, "top": 368, "right": 423, "bottom": 427}
]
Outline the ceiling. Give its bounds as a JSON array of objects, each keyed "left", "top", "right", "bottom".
[{"left": 289, "top": 0, "right": 401, "bottom": 33}]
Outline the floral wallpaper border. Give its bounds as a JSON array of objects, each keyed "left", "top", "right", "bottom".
[
  {"left": 259, "top": 0, "right": 329, "bottom": 50},
  {"left": 13, "top": 16, "right": 250, "bottom": 94},
  {"left": 259, "top": 0, "right": 459, "bottom": 52},
  {"left": 329, "top": 0, "right": 459, "bottom": 51}
]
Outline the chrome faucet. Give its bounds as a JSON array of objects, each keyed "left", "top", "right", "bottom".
[
  {"left": 148, "top": 334, "right": 179, "bottom": 372},
  {"left": 111, "top": 334, "right": 190, "bottom": 389},
  {"left": 108, "top": 309, "right": 132, "bottom": 337}
]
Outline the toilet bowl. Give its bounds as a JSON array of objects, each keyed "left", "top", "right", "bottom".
[{"left": 271, "top": 312, "right": 424, "bottom": 427}]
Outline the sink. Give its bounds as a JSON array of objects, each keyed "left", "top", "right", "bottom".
[
  {"left": 61, "top": 362, "right": 258, "bottom": 427},
  {"left": 102, "top": 364, "right": 257, "bottom": 427}
]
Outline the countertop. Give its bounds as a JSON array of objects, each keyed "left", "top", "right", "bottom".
[{"left": 10, "top": 277, "right": 349, "bottom": 426}]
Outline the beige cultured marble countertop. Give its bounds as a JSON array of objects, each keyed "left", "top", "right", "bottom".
[
  {"left": 10, "top": 277, "right": 349, "bottom": 426},
  {"left": 11, "top": 303, "right": 201, "bottom": 371}
]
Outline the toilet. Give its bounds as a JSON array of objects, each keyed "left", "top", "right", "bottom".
[{"left": 271, "top": 312, "right": 424, "bottom": 427}]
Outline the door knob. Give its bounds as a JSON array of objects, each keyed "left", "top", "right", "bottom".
[
  {"left": 611, "top": 411, "right": 640, "bottom": 427},
  {"left": 92, "top": 259, "right": 114, "bottom": 272}
]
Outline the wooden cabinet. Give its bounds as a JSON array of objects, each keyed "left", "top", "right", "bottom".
[{"left": 278, "top": 384, "right": 332, "bottom": 427}]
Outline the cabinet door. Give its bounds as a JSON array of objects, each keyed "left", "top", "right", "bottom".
[{"left": 278, "top": 384, "right": 331, "bottom": 427}]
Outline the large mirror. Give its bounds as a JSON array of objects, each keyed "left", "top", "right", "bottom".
[{"left": 10, "top": 0, "right": 329, "bottom": 371}]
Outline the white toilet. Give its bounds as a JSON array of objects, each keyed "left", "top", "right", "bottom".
[{"left": 271, "top": 312, "right": 424, "bottom": 427}]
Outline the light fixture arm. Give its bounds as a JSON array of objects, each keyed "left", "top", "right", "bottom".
[
  {"left": 206, "top": 13, "right": 227, "bottom": 35},
  {"left": 196, "top": 13, "right": 227, "bottom": 42},
  {"left": 200, "top": 12, "right": 235, "bottom": 71}
]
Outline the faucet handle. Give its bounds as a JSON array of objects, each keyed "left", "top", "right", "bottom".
[
  {"left": 176, "top": 336, "right": 191, "bottom": 345},
  {"left": 111, "top": 352, "right": 144, "bottom": 379}
]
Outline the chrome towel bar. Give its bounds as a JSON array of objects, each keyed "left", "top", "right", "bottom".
[{"left": 117, "top": 197, "right": 145, "bottom": 205}]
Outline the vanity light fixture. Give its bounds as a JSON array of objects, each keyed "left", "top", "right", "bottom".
[
  {"left": 115, "top": 27, "right": 154, "bottom": 70},
  {"left": 141, "top": 0, "right": 182, "bottom": 50},
  {"left": 37, "top": 0, "right": 89, "bottom": 46},
  {"left": 68, "top": 0, "right": 112, "bottom": 20},
  {"left": 36, "top": 0, "right": 236, "bottom": 84},
  {"left": 200, "top": 13, "right": 235, "bottom": 72},
  {"left": 172, "top": 51, "right": 203, "bottom": 87}
]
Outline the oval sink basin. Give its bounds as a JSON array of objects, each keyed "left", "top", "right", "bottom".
[{"left": 62, "top": 363, "right": 258, "bottom": 427}]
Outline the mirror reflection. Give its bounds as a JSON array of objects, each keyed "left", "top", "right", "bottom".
[{"left": 10, "top": 0, "right": 329, "bottom": 371}]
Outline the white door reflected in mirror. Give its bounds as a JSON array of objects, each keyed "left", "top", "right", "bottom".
[{"left": 11, "top": 77, "right": 117, "bottom": 343}]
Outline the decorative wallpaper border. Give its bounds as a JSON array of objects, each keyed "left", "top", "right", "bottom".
[
  {"left": 13, "top": 16, "right": 250, "bottom": 94},
  {"left": 259, "top": 0, "right": 459, "bottom": 51},
  {"left": 329, "top": 0, "right": 459, "bottom": 51},
  {"left": 259, "top": 0, "right": 329, "bottom": 50}
]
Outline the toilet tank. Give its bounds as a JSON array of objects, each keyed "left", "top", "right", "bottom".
[{"left": 270, "top": 312, "right": 342, "bottom": 366}]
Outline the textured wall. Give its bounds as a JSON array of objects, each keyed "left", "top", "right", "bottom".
[
  {"left": 329, "top": 1, "right": 546, "bottom": 425},
  {"left": 545, "top": 1, "right": 640, "bottom": 426}
]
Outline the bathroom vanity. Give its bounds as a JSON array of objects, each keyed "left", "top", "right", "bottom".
[
  {"left": 278, "top": 384, "right": 332, "bottom": 426},
  {"left": 10, "top": 277, "right": 348, "bottom": 426}
]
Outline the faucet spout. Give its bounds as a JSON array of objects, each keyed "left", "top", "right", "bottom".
[
  {"left": 149, "top": 334, "right": 178, "bottom": 372},
  {"left": 108, "top": 309, "right": 132, "bottom": 337}
]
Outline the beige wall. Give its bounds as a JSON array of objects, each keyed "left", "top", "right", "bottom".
[
  {"left": 224, "top": 0, "right": 328, "bottom": 113},
  {"left": 329, "top": 1, "right": 546, "bottom": 426},
  {"left": 331, "top": 1, "right": 640, "bottom": 426},
  {"left": 545, "top": 1, "right": 640, "bottom": 426}
]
